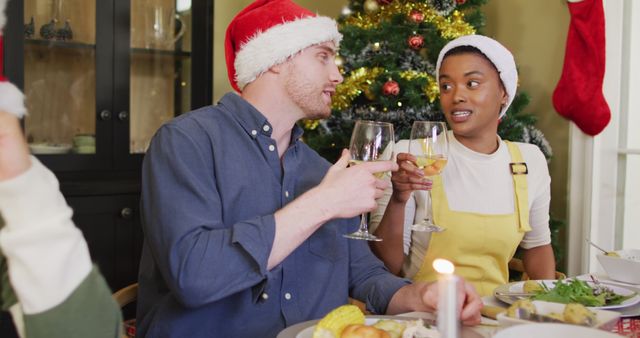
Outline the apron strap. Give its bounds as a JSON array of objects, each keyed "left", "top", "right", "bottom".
[{"left": 505, "top": 141, "right": 532, "bottom": 232}]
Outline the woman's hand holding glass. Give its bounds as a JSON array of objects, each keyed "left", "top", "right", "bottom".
[{"left": 389, "top": 152, "right": 432, "bottom": 205}]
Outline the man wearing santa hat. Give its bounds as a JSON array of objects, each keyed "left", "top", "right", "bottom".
[
  {"left": 0, "top": 0, "right": 121, "bottom": 337},
  {"left": 137, "top": 0, "right": 482, "bottom": 337}
]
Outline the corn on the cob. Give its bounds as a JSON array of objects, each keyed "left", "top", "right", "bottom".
[{"left": 313, "top": 304, "right": 365, "bottom": 338}]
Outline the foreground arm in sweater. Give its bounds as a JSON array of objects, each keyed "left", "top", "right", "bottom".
[{"left": 0, "top": 111, "right": 122, "bottom": 338}]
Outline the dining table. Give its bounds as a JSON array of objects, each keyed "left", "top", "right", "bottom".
[{"left": 277, "top": 274, "right": 640, "bottom": 338}]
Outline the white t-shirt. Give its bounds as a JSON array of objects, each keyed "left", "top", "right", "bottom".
[{"left": 369, "top": 132, "right": 552, "bottom": 279}]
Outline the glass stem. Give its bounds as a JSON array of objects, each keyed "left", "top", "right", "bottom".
[
  {"left": 358, "top": 213, "right": 370, "bottom": 234},
  {"left": 425, "top": 190, "right": 433, "bottom": 223}
]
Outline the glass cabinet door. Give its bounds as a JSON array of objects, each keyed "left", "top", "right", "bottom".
[
  {"left": 129, "top": 0, "right": 192, "bottom": 154},
  {"left": 23, "top": 0, "right": 97, "bottom": 157}
]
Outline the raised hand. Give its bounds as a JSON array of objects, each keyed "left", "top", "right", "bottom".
[
  {"left": 318, "top": 149, "right": 398, "bottom": 220},
  {"left": 390, "top": 152, "right": 431, "bottom": 204},
  {"left": 0, "top": 111, "right": 31, "bottom": 181}
]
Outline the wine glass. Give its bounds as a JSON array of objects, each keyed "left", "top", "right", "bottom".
[
  {"left": 408, "top": 121, "right": 449, "bottom": 232},
  {"left": 344, "top": 120, "right": 395, "bottom": 241}
]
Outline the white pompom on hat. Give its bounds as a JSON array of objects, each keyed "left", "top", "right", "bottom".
[
  {"left": 225, "top": 0, "right": 342, "bottom": 93},
  {"left": 0, "top": 0, "right": 27, "bottom": 118},
  {"left": 436, "top": 34, "right": 517, "bottom": 119}
]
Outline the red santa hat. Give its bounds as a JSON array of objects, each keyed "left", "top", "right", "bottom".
[
  {"left": 225, "top": 0, "right": 342, "bottom": 92},
  {"left": 0, "top": 0, "right": 27, "bottom": 118}
]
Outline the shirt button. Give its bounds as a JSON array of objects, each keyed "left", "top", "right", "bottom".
[
  {"left": 284, "top": 292, "right": 292, "bottom": 300},
  {"left": 263, "top": 125, "right": 270, "bottom": 132},
  {"left": 268, "top": 145, "right": 275, "bottom": 152},
  {"left": 285, "top": 191, "right": 290, "bottom": 198},
  {"left": 261, "top": 293, "right": 269, "bottom": 300},
  {"left": 251, "top": 130, "right": 258, "bottom": 136}
]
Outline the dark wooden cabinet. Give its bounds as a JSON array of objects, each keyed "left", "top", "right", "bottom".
[
  {"left": 2, "top": 0, "right": 213, "bottom": 293},
  {"left": 67, "top": 194, "right": 143, "bottom": 291}
]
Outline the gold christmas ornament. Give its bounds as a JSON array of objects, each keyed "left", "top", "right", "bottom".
[
  {"left": 334, "top": 55, "right": 344, "bottom": 67},
  {"left": 419, "top": 47, "right": 429, "bottom": 59},
  {"left": 364, "top": 0, "right": 380, "bottom": 14},
  {"left": 364, "top": 87, "right": 376, "bottom": 100}
]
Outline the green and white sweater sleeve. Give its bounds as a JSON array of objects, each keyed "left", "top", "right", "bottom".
[{"left": 0, "top": 157, "right": 122, "bottom": 338}]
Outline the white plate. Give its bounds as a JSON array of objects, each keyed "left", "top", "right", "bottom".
[
  {"left": 493, "top": 323, "right": 623, "bottom": 338},
  {"left": 494, "top": 280, "right": 640, "bottom": 310},
  {"left": 496, "top": 300, "right": 620, "bottom": 330},
  {"left": 29, "top": 143, "right": 72, "bottom": 154},
  {"left": 277, "top": 315, "right": 484, "bottom": 338},
  {"left": 298, "top": 317, "right": 437, "bottom": 338}
]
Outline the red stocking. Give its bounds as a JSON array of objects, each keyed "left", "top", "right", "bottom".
[{"left": 552, "top": 0, "right": 611, "bottom": 136}]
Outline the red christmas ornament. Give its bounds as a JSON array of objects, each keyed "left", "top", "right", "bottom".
[
  {"left": 382, "top": 80, "right": 400, "bottom": 96},
  {"left": 377, "top": 0, "right": 393, "bottom": 5},
  {"left": 408, "top": 34, "right": 424, "bottom": 50},
  {"left": 456, "top": 0, "right": 466, "bottom": 4},
  {"left": 409, "top": 10, "right": 424, "bottom": 23}
]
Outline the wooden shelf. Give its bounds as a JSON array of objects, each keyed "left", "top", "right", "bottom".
[
  {"left": 25, "top": 38, "right": 95, "bottom": 50},
  {"left": 131, "top": 48, "right": 191, "bottom": 58}
]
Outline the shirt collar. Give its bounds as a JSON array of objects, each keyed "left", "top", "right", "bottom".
[
  {"left": 219, "top": 92, "right": 304, "bottom": 143},
  {"left": 219, "top": 92, "right": 272, "bottom": 138}
]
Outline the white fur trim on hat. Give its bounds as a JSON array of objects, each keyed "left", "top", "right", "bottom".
[
  {"left": 0, "top": 81, "right": 27, "bottom": 118},
  {"left": 234, "top": 15, "right": 342, "bottom": 90},
  {"left": 436, "top": 34, "right": 517, "bottom": 119}
]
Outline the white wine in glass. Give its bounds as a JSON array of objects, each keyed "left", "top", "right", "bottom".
[
  {"left": 409, "top": 121, "right": 449, "bottom": 232},
  {"left": 344, "top": 120, "right": 395, "bottom": 241}
]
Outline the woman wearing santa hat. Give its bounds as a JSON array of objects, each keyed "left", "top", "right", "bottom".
[
  {"left": 370, "top": 34, "right": 556, "bottom": 296},
  {"left": 0, "top": 0, "right": 121, "bottom": 337}
]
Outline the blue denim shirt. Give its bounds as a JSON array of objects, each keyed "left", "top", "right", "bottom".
[{"left": 137, "top": 93, "right": 409, "bottom": 338}]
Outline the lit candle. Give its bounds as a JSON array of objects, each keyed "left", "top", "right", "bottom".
[{"left": 433, "top": 258, "right": 459, "bottom": 338}]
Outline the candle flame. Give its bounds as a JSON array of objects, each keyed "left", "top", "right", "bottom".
[{"left": 433, "top": 258, "right": 454, "bottom": 274}]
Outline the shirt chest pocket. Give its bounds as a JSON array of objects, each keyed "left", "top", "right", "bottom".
[{"left": 308, "top": 225, "right": 347, "bottom": 263}]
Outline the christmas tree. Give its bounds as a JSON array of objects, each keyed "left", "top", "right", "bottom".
[{"left": 303, "top": 0, "right": 553, "bottom": 163}]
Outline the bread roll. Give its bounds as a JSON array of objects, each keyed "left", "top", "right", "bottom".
[{"left": 340, "top": 324, "right": 391, "bottom": 338}]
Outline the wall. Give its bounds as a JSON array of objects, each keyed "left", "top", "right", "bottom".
[
  {"left": 212, "top": 0, "right": 572, "bottom": 233},
  {"left": 483, "top": 1, "right": 570, "bottom": 225}
]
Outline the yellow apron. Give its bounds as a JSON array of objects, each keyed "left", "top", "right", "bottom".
[{"left": 413, "top": 141, "right": 532, "bottom": 296}]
